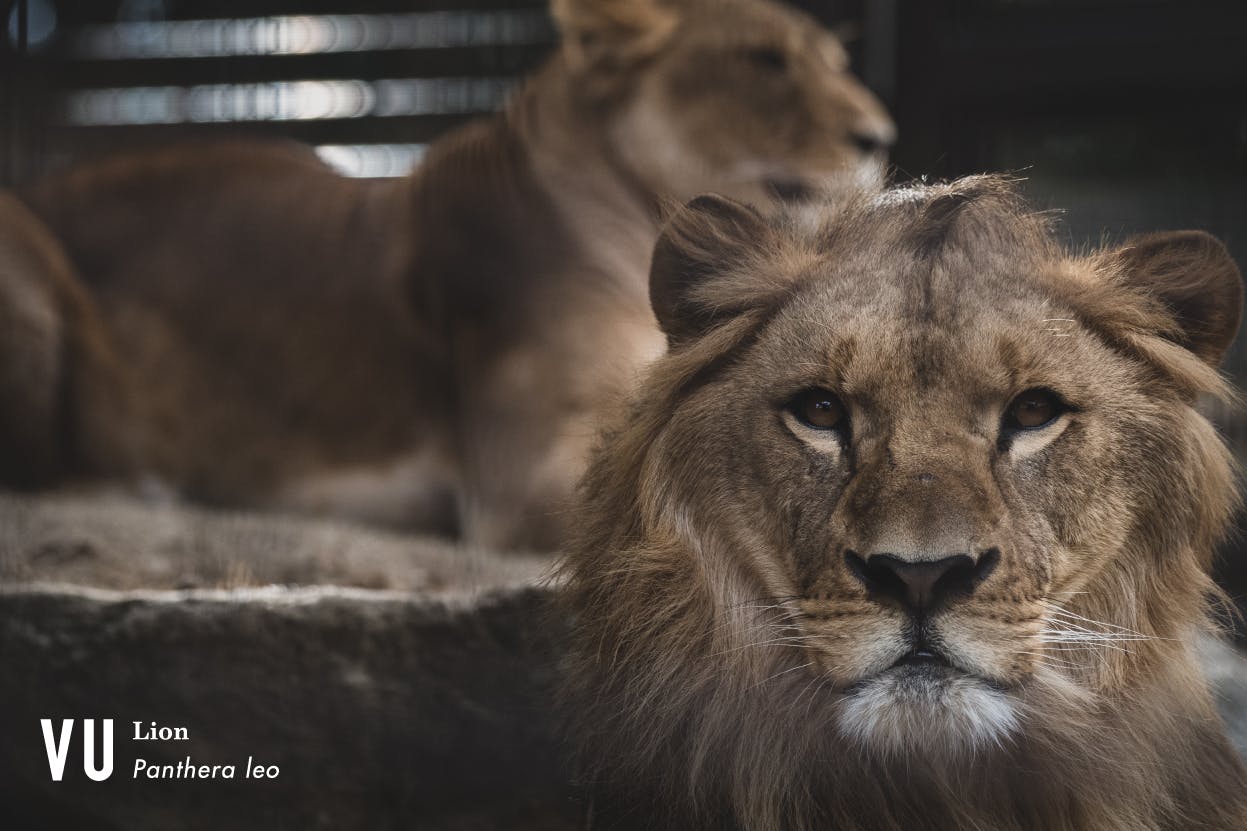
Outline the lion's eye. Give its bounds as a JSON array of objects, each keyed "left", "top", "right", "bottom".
[
  {"left": 1004, "top": 388, "right": 1064, "bottom": 431},
  {"left": 744, "top": 46, "right": 788, "bottom": 72},
  {"left": 789, "top": 388, "right": 845, "bottom": 431}
]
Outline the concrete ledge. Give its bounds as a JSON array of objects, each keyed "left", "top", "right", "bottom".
[
  {"left": 0, "top": 495, "right": 574, "bottom": 829},
  {"left": 1, "top": 494, "right": 1245, "bottom": 828},
  {"left": 0, "top": 493, "right": 550, "bottom": 593},
  {"left": 0, "top": 583, "right": 576, "bottom": 831}
]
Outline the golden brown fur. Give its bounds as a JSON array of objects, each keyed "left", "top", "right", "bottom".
[
  {"left": 0, "top": 0, "right": 892, "bottom": 549},
  {"left": 560, "top": 177, "right": 1247, "bottom": 829}
]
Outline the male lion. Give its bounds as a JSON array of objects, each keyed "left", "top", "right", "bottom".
[
  {"left": 0, "top": 0, "right": 892, "bottom": 549},
  {"left": 560, "top": 177, "right": 1247, "bottom": 829}
]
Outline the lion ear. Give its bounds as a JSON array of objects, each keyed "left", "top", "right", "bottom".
[
  {"left": 649, "top": 195, "right": 774, "bottom": 347},
  {"left": 1103, "top": 231, "right": 1243, "bottom": 367},
  {"left": 550, "top": 0, "right": 678, "bottom": 76}
]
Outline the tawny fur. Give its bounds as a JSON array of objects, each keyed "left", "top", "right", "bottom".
[
  {"left": 0, "top": 0, "right": 892, "bottom": 550},
  {"left": 560, "top": 177, "right": 1247, "bottom": 829}
]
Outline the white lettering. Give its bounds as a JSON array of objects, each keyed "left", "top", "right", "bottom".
[
  {"left": 40, "top": 719, "right": 73, "bottom": 782},
  {"left": 83, "top": 719, "right": 114, "bottom": 781},
  {"left": 133, "top": 721, "right": 189, "bottom": 741}
]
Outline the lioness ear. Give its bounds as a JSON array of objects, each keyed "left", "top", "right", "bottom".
[
  {"left": 1104, "top": 231, "right": 1243, "bottom": 367},
  {"left": 650, "top": 195, "right": 773, "bottom": 346},
  {"left": 550, "top": 0, "right": 678, "bottom": 75}
]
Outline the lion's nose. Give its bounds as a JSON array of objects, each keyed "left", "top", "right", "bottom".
[{"left": 845, "top": 549, "right": 999, "bottom": 614}]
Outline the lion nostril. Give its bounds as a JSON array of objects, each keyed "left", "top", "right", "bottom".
[
  {"left": 973, "top": 547, "right": 1001, "bottom": 585},
  {"left": 844, "top": 549, "right": 875, "bottom": 589},
  {"left": 847, "top": 550, "right": 991, "bottom": 614},
  {"left": 845, "top": 549, "right": 911, "bottom": 601}
]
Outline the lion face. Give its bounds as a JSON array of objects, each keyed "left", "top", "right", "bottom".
[
  {"left": 551, "top": 0, "right": 894, "bottom": 207},
  {"left": 698, "top": 260, "right": 1113, "bottom": 755},
  {"left": 648, "top": 183, "right": 1242, "bottom": 758},
  {"left": 652, "top": 189, "right": 1243, "bottom": 758},
  {"left": 577, "top": 177, "right": 1242, "bottom": 770}
]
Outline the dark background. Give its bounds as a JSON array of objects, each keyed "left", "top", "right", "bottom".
[{"left": 2, "top": 0, "right": 1246, "bottom": 626}]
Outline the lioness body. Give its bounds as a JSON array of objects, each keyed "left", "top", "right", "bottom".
[
  {"left": 11, "top": 126, "right": 594, "bottom": 543},
  {"left": 0, "top": 0, "right": 892, "bottom": 548},
  {"left": 562, "top": 178, "right": 1247, "bottom": 828}
]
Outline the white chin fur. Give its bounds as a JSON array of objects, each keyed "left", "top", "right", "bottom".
[{"left": 836, "top": 671, "right": 1018, "bottom": 760}]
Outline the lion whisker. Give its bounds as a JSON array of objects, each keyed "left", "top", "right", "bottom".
[
  {"left": 1039, "top": 631, "right": 1142, "bottom": 642},
  {"left": 1038, "top": 639, "right": 1131, "bottom": 654},
  {"left": 801, "top": 675, "right": 835, "bottom": 718},
  {"left": 1044, "top": 607, "right": 1160, "bottom": 638},
  {"left": 753, "top": 661, "right": 816, "bottom": 688},
  {"left": 710, "top": 636, "right": 818, "bottom": 656},
  {"left": 1040, "top": 630, "right": 1159, "bottom": 644},
  {"left": 1014, "top": 650, "right": 1083, "bottom": 669},
  {"left": 1039, "top": 628, "right": 1155, "bottom": 641}
]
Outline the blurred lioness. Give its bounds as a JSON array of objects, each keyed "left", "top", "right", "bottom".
[{"left": 0, "top": 0, "right": 892, "bottom": 549}]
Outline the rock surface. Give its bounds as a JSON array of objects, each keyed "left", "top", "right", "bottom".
[
  {"left": 0, "top": 584, "right": 577, "bottom": 831},
  {"left": 0, "top": 493, "right": 549, "bottom": 592},
  {"left": 0, "top": 495, "right": 574, "bottom": 830}
]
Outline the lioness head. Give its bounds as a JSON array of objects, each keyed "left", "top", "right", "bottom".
[
  {"left": 562, "top": 177, "right": 1247, "bottom": 828},
  {"left": 549, "top": 0, "right": 894, "bottom": 206}
]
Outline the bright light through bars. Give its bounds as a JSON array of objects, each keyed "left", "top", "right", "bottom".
[
  {"left": 66, "top": 77, "right": 515, "bottom": 125},
  {"left": 73, "top": 10, "right": 555, "bottom": 60},
  {"left": 315, "top": 143, "right": 427, "bottom": 178}
]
